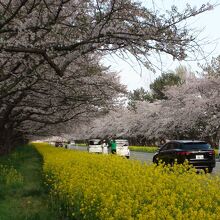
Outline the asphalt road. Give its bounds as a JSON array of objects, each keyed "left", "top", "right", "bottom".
[
  {"left": 130, "top": 151, "right": 154, "bottom": 163},
  {"left": 69, "top": 146, "right": 220, "bottom": 175}
]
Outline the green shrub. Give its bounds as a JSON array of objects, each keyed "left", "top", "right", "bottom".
[
  {"left": 129, "top": 146, "right": 158, "bottom": 153},
  {"left": 0, "top": 164, "right": 24, "bottom": 187}
]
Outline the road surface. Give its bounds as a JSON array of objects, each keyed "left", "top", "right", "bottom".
[{"left": 68, "top": 146, "right": 220, "bottom": 174}]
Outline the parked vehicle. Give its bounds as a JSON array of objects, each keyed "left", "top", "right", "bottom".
[
  {"left": 88, "top": 139, "right": 102, "bottom": 153},
  {"left": 55, "top": 141, "right": 63, "bottom": 147},
  {"left": 115, "top": 139, "right": 130, "bottom": 159},
  {"left": 87, "top": 138, "right": 130, "bottom": 158},
  {"left": 48, "top": 141, "right": 56, "bottom": 146},
  {"left": 67, "top": 141, "right": 76, "bottom": 149},
  {"left": 152, "top": 140, "right": 216, "bottom": 173}
]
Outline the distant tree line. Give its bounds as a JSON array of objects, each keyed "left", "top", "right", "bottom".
[{"left": 78, "top": 59, "right": 220, "bottom": 147}]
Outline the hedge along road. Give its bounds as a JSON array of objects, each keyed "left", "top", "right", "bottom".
[{"left": 67, "top": 145, "right": 220, "bottom": 174}]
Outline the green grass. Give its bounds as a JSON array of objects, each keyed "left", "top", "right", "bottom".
[
  {"left": 129, "top": 146, "right": 158, "bottom": 153},
  {"left": 0, "top": 144, "right": 59, "bottom": 220}
]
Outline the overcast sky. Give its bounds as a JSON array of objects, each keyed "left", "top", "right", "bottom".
[{"left": 103, "top": 0, "right": 220, "bottom": 91}]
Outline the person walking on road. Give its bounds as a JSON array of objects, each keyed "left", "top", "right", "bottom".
[
  {"left": 102, "top": 140, "right": 108, "bottom": 154},
  {"left": 110, "top": 139, "right": 117, "bottom": 154}
]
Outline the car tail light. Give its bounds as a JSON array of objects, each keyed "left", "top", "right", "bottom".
[
  {"left": 208, "top": 150, "right": 215, "bottom": 155},
  {"left": 176, "top": 151, "right": 191, "bottom": 156}
]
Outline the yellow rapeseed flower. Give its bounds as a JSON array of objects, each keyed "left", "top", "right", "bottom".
[{"left": 34, "top": 143, "right": 220, "bottom": 220}]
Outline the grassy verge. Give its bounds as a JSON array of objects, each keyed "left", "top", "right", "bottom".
[
  {"left": 0, "top": 144, "right": 58, "bottom": 220},
  {"left": 76, "top": 143, "right": 87, "bottom": 147},
  {"left": 129, "top": 146, "right": 158, "bottom": 153}
]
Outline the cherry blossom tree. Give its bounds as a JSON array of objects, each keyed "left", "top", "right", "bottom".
[
  {"left": 0, "top": 0, "right": 214, "bottom": 152},
  {"left": 163, "top": 76, "right": 220, "bottom": 145},
  {"left": 0, "top": 0, "right": 213, "bottom": 73},
  {"left": 0, "top": 56, "right": 125, "bottom": 152},
  {"left": 81, "top": 75, "right": 220, "bottom": 146},
  {"left": 201, "top": 55, "right": 220, "bottom": 77}
]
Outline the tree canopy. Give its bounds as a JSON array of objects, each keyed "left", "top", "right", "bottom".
[
  {"left": 79, "top": 60, "right": 220, "bottom": 146},
  {"left": 0, "top": 0, "right": 213, "bottom": 152},
  {"left": 80, "top": 78, "right": 220, "bottom": 146},
  {"left": 150, "top": 72, "right": 182, "bottom": 100}
]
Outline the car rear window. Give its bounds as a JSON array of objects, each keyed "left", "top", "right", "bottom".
[
  {"left": 116, "top": 141, "right": 128, "bottom": 145},
  {"left": 89, "top": 140, "right": 101, "bottom": 145},
  {"left": 181, "top": 143, "right": 212, "bottom": 150}
]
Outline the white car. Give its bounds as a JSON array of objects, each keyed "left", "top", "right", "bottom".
[
  {"left": 67, "top": 141, "right": 76, "bottom": 149},
  {"left": 88, "top": 139, "right": 102, "bottom": 153},
  {"left": 87, "top": 139, "right": 130, "bottom": 158},
  {"left": 116, "top": 139, "right": 130, "bottom": 159}
]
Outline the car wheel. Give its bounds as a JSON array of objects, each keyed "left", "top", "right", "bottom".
[
  {"left": 208, "top": 167, "right": 213, "bottom": 173},
  {"left": 170, "top": 160, "right": 175, "bottom": 167},
  {"left": 153, "top": 156, "right": 158, "bottom": 165}
]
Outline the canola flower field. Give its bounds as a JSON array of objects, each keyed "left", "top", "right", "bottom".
[{"left": 35, "top": 143, "right": 220, "bottom": 220}]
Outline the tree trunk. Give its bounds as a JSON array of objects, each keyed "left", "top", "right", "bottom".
[{"left": 0, "top": 127, "right": 26, "bottom": 155}]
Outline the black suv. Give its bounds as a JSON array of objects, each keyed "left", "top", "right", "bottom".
[{"left": 152, "top": 140, "right": 216, "bottom": 173}]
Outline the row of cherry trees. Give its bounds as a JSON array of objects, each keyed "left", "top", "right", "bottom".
[
  {"left": 78, "top": 69, "right": 220, "bottom": 146},
  {"left": 0, "top": 0, "right": 213, "bottom": 153}
]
